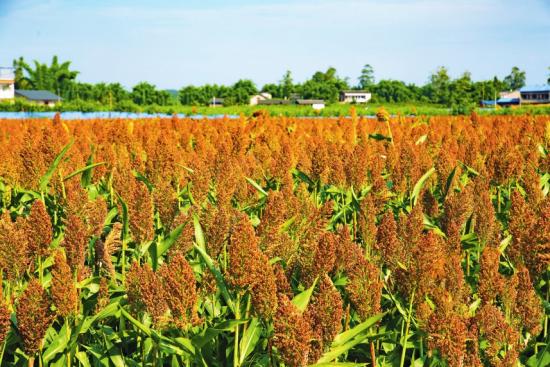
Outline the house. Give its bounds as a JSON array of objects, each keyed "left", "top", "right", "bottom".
[
  {"left": 258, "top": 99, "right": 291, "bottom": 106},
  {"left": 339, "top": 90, "right": 372, "bottom": 103},
  {"left": 208, "top": 97, "right": 224, "bottom": 107},
  {"left": 480, "top": 90, "right": 521, "bottom": 107},
  {"left": 255, "top": 95, "right": 325, "bottom": 109},
  {"left": 15, "top": 90, "right": 62, "bottom": 106},
  {"left": 0, "top": 67, "right": 15, "bottom": 101},
  {"left": 295, "top": 99, "right": 325, "bottom": 110},
  {"left": 249, "top": 92, "right": 272, "bottom": 106},
  {"left": 480, "top": 97, "right": 520, "bottom": 108},
  {"left": 520, "top": 85, "right": 550, "bottom": 104},
  {"left": 499, "top": 90, "right": 521, "bottom": 100}
]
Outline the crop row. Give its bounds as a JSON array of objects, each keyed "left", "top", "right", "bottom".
[{"left": 0, "top": 112, "right": 547, "bottom": 366}]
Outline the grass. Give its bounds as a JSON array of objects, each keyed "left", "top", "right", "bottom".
[{"left": 1, "top": 99, "right": 550, "bottom": 117}]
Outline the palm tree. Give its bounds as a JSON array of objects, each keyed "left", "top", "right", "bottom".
[{"left": 12, "top": 56, "right": 79, "bottom": 97}]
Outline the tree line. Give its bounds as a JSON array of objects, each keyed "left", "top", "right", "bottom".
[{"left": 10, "top": 56, "right": 550, "bottom": 109}]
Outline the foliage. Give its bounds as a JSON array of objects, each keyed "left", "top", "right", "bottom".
[
  {"left": 299, "top": 67, "right": 350, "bottom": 103},
  {"left": 9, "top": 56, "right": 548, "bottom": 109},
  {"left": 13, "top": 56, "right": 78, "bottom": 97},
  {"left": 358, "top": 64, "right": 375, "bottom": 90},
  {"left": 504, "top": 66, "right": 527, "bottom": 90}
]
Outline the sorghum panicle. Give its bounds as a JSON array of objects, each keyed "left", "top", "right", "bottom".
[
  {"left": 16, "top": 279, "right": 54, "bottom": 355},
  {"left": 51, "top": 250, "right": 78, "bottom": 317}
]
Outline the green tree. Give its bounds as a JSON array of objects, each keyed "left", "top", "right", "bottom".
[
  {"left": 300, "top": 67, "right": 349, "bottom": 102},
  {"left": 373, "top": 80, "right": 415, "bottom": 102},
  {"left": 449, "top": 71, "right": 474, "bottom": 105},
  {"left": 12, "top": 57, "right": 31, "bottom": 90},
  {"left": 280, "top": 70, "right": 294, "bottom": 99},
  {"left": 358, "top": 64, "right": 375, "bottom": 90},
  {"left": 547, "top": 67, "right": 550, "bottom": 84},
  {"left": 231, "top": 79, "right": 258, "bottom": 105},
  {"left": 471, "top": 77, "right": 505, "bottom": 103},
  {"left": 130, "top": 82, "right": 170, "bottom": 106},
  {"left": 260, "top": 83, "right": 281, "bottom": 98},
  {"left": 427, "top": 66, "right": 451, "bottom": 105},
  {"left": 12, "top": 55, "right": 79, "bottom": 97},
  {"left": 179, "top": 85, "right": 207, "bottom": 105},
  {"left": 503, "top": 66, "right": 526, "bottom": 90}
]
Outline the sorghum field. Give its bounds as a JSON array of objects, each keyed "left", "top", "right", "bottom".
[{"left": 0, "top": 111, "right": 548, "bottom": 367}]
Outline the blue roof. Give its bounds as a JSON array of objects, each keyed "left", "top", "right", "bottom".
[
  {"left": 15, "top": 89, "right": 62, "bottom": 101},
  {"left": 520, "top": 85, "right": 550, "bottom": 93},
  {"left": 497, "top": 98, "right": 520, "bottom": 104}
]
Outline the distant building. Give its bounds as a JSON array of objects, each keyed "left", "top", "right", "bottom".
[
  {"left": 520, "top": 85, "right": 550, "bottom": 104},
  {"left": 0, "top": 67, "right": 15, "bottom": 101},
  {"left": 249, "top": 92, "right": 272, "bottom": 106},
  {"left": 339, "top": 90, "right": 371, "bottom": 103},
  {"left": 208, "top": 97, "right": 224, "bottom": 107},
  {"left": 258, "top": 99, "right": 291, "bottom": 106},
  {"left": 295, "top": 99, "right": 325, "bottom": 110},
  {"left": 481, "top": 90, "right": 521, "bottom": 107},
  {"left": 15, "top": 90, "right": 62, "bottom": 106},
  {"left": 499, "top": 90, "right": 521, "bottom": 100}
]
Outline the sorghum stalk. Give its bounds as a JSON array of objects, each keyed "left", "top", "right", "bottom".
[
  {"left": 234, "top": 293, "right": 241, "bottom": 367},
  {"left": 400, "top": 288, "right": 415, "bottom": 367},
  {"left": 0, "top": 339, "right": 6, "bottom": 366},
  {"left": 65, "top": 318, "right": 71, "bottom": 367},
  {"left": 385, "top": 120, "right": 394, "bottom": 146},
  {"left": 121, "top": 238, "right": 127, "bottom": 285},
  {"left": 242, "top": 294, "right": 251, "bottom": 336},
  {"left": 370, "top": 341, "right": 376, "bottom": 367},
  {"left": 545, "top": 278, "right": 549, "bottom": 339}
]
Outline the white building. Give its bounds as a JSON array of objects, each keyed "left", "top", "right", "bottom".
[
  {"left": 296, "top": 99, "right": 325, "bottom": 110},
  {"left": 339, "top": 90, "right": 372, "bottom": 104},
  {"left": 0, "top": 67, "right": 15, "bottom": 101},
  {"left": 249, "top": 92, "right": 272, "bottom": 106}
]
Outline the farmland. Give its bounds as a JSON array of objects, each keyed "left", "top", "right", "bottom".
[{"left": 0, "top": 112, "right": 548, "bottom": 366}]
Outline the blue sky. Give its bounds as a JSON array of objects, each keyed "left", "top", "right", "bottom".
[{"left": 1, "top": 0, "right": 549, "bottom": 89}]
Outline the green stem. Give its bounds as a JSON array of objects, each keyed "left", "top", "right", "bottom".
[
  {"left": 65, "top": 318, "right": 71, "bottom": 367},
  {"left": 466, "top": 251, "right": 470, "bottom": 277},
  {"left": 242, "top": 294, "right": 251, "bottom": 336},
  {"left": 545, "top": 278, "right": 549, "bottom": 339},
  {"left": 497, "top": 187, "right": 501, "bottom": 214},
  {"left": 400, "top": 289, "right": 415, "bottom": 367},
  {"left": 0, "top": 339, "right": 6, "bottom": 366},
  {"left": 140, "top": 335, "right": 145, "bottom": 367},
  {"left": 353, "top": 210, "right": 357, "bottom": 241},
  {"left": 121, "top": 239, "right": 127, "bottom": 285},
  {"left": 153, "top": 341, "right": 158, "bottom": 367},
  {"left": 38, "top": 256, "right": 43, "bottom": 285},
  {"left": 234, "top": 293, "right": 241, "bottom": 367}
]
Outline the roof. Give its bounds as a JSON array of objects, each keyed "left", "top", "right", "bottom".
[
  {"left": 15, "top": 90, "right": 62, "bottom": 101},
  {"left": 340, "top": 90, "right": 370, "bottom": 94},
  {"left": 295, "top": 99, "right": 325, "bottom": 105},
  {"left": 497, "top": 98, "right": 520, "bottom": 104},
  {"left": 519, "top": 85, "right": 550, "bottom": 93},
  {"left": 258, "top": 99, "right": 290, "bottom": 105}
]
